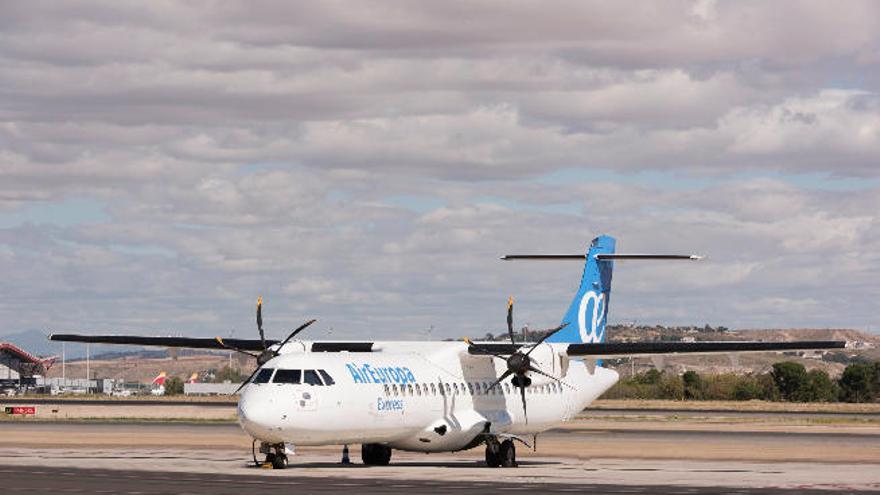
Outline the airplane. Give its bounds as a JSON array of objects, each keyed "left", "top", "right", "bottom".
[{"left": 50, "top": 235, "right": 846, "bottom": 469}]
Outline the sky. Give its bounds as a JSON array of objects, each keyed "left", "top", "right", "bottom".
[{"left": 1, "top": 1, "right": 879, "bottom": 343}]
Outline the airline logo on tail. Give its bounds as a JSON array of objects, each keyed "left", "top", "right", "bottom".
[
  {"left": 578, "top": 291, "right": 606, "bottom": 343},
  {"left": 152, "top": 372, "right": 167, "bottom": 386}
]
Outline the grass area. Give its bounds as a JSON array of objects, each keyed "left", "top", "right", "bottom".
[
  {"left": 575, "top": 413, "right": 880, "bottom": 426},
  {"left": 591, "top": 399, "right": 880, "bottom": 413}
]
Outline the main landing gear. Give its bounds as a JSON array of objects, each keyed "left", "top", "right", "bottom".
[
  {"left": 485, "top": 438, "right": 517, "bottom": 468},
  {"left": 361, "top": 443, "right": 392, "bottom": 465}
]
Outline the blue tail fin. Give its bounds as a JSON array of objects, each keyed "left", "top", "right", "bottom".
[{"left": 545, "top": 235, "right": 615, "bottom": 344}]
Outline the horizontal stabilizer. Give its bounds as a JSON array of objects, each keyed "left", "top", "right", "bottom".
[{"left": 502, "top": 254, "right": 702, "bottom": 261}]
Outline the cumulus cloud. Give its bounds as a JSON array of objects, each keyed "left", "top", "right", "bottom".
[{"left": 0, "top": 1, "right": 879, "bottom": 340}]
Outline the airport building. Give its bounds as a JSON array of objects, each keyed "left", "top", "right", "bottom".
[{"left": 1, "top": 342, "right": 55, "bottom": 394}]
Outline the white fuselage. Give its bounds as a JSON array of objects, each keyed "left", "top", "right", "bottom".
[{"left": 237, "top": 341, "right": 618, "bottom": 452}]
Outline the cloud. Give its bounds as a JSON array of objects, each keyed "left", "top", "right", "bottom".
[{"left": 1, "top": 1, "right": 879, "bottom": 339}]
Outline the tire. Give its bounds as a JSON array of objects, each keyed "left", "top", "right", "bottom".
[
  {"left": 362, "top": 443, "right": 392, "bottom": 466},
  {"left": 361, "top": 443, "right": 374, "bottom": 464},
  {"left": 485, "top": 443, "right": 501, "bottom": 468},
  {"left": 500, "top": 440, "right": 516, "bottom": 468},
  {"left": 271, "top": 453, "right": 288, "bottom": 470},
  {"left": 377, "top": 445, "right": 392, "bottom": 466},
  {"left": 264, "top": 452, "right": 276, "bottom": 466}
]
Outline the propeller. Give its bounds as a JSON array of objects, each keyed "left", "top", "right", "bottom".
[
  {"left": 215, "top": 297, "right": 317, "bottom": 393},
  {"left": 467, "top": 297, "right": 571, "bottom": 423}
]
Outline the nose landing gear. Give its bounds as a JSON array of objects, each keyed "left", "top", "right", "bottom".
[{"left": 255, "top": 441, "right": 289, "bottom": 469}]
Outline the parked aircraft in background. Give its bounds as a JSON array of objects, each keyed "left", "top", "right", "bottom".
[
  {"left": 150, "top": 371, "right": 167, "bottom": 396},
  {"left": 51, "top": 236, "right": 846, "bottom": 469}
]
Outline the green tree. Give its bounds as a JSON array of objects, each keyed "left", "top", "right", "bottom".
[
  {"left": 756, "top": 373, "right": 781, "bottom": 401},
  {"left": 634, "top": 368, "right": 663, "bottom": 385},
  {"left": 839, "top": 363, "right": 876, "bottom": 403},
  {"left": 164, "top": 376, "right": 184, "bottom": 396},
  {"left": 771, "top": 362, "right": 808, "bottom": 401},
  {"left": 797, "top": 369, "right": 837, "bottom": 402},
  {"left": 682, "top": 370, "right": 702, "bottom": 400},
  {"left": 732, "top": 376, "right": 762, "bottom": 401}
]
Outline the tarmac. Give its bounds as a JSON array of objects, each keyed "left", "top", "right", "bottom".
[{"left": 1, "top": 420, "right": 879, "bottom": 493}]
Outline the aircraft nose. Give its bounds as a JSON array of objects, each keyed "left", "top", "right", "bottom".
[{"left": 237, "top": 389, "right": 284, "bottom": 442}]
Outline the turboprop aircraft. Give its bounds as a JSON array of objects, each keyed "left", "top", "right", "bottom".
[{"left": 50, "top": 235, "right": 846, "bottom": 469}]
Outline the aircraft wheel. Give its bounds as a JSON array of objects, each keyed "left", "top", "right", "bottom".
[
  {"left": 485, "top": 441, "right": 501, "bottom": 468},
  {"left": 499, "top": 440, "right": 517, "bottom": 468},
  {"left": 361, "top": 443, "right": 392, "bottom": 466},
  {"left": 271, "top": 453, "right": 288, "bottom": 470}
]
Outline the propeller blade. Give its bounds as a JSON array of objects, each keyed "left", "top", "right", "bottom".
[
  {"left": 524, "top": 322, "right": 570, "bottom": 357},
  {"left": 214, "top": 337, "right": 259, "bottom": 358},
  {"left": 256, "top": 296, "right": 266, "bottom": 351},
  {"left": 486, "top": 369, "right": 513, "bottom": 392},
  {"left": 506, "top": 296, "right": 515, "bottom": 346},
  {"left": 519, "top": 383, "right": 528, "bottom": 424},
  {"left": 234, "top": 366, "right": 261, "bottom": 394},
  {"left": 526, "top": 364, "right": 576, "bottom": 390},
  {"left": 278, "top": 319, "right": 317, "bottom": 348}
]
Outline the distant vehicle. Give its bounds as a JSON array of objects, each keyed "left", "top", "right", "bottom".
[
  {"left": 51, "top": 235, "right": 847, "bottom": 469},
  {"left": 111, "top": 389, "right": 132, "bottom": 397},
  {"left": 60, "top": 387, "right": 88, "bottom": 395}
]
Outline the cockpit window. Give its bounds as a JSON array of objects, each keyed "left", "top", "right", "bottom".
[
  {"left": 252, "top": 368, "right": 274, "bottom": 384},
  {"left": 303, "top": 369, "right": 322, "bottom": 386},
  {"left": 318, "top": 369, "right": 335, "bottom": 385},
  {"left": 273, "top": 369, "right": 302, "bottom": 384}
]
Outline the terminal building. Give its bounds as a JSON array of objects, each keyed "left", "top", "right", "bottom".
[{"left": 1, "top": 342, "right": 56, "bottom": 394}]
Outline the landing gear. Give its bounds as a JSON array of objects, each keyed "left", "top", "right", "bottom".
[
  {"left": 258, "top": 442, "right": 289, "bottom": 469},
  {"left": 265, "top": 452, "right": 288, "bottom": 469},
  {"left": 485, "top": 438, "right": 517, "bottom": 468},
  {"left": 361, "top": 443, "right": 392, "bottom": 465}
]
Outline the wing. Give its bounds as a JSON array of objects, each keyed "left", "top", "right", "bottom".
[
  {"left": 49, "top": 334, "right": 276, "bottom": 352},
  {"left": 468, "top": 340, "right": 846, "bottom": 357}
]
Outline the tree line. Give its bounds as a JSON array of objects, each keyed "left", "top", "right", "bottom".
[{"left": 602, "top": 361, "right": 880, "bottom": 403}]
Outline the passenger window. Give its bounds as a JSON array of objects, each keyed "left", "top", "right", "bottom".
[
  {"left": 273, "top": 369, "right": 301, "bottom": 384},
  {"left": 406, "top": 384, "right": 413, "bottom": 395},
  {"left": 303, "top": 369, "right": 322, "bottom": 386},
  {"left": 445, "top": 383, "right": 451, "bottom": 395},
  {"left": 430, "top": 383, "right": 437, "bottom": 395},
  {"left": 467, "top": 382, "right": 473, "bottom": 394},
  {"left": 392, "top": 384, "right": 399, "bottom": 396},
  {"left": 416, "top": 384, "right": 422, "bottom": 396},
  {"left": 318, "top": 369, "right": 335, "bottom": 385},
  {"left": 252, "top": 368, "right": 274, "bottom": 384},
  {"left": 452, "top": 383, "right": 459, "bottom": 395},
  {"left": 504, "top": 383, "right": 511, "bottom": 394}
]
